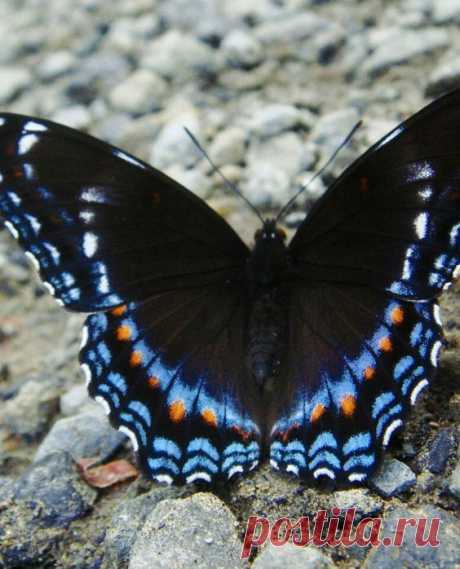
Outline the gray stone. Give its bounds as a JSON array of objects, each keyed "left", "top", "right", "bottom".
[
  {"left": 432, "top": 0, "right": 460, "bottom": 23},
  {"left": 150, "top": 110, "right": 203, "bottom": 169},
  {"left": 142, "top": 31, "right": 218, "bottom": 81},
  {"left": 103, "top": 15, "right": 160, "bottom": 55},
  {"left": 254, "top": 13, "right": 330, "bottom": 44},
  {"left": 51, "top": 105, "right": 92, "bottom": 129},
  {"left": 244, "top": 132, "right": 308, "bottom": 207},
  {"left": 60, "top": 383, "right": 95, "bottom": 416},
  {"left": 164, "top": 165, "right": 212, "bottom": 199},
  {"left": 109, "top": 69, "right": 168, "bottom": 113},
  {"left": 0, "top": 66, "right": 31, "bottom": 103},
  {"left": 73, "top": 52, "right": 131, "bottom": 90},
  {"left": 37, "top": 51, "right": 76, "bottom": 80},
  {"left": 333, "top": 489, "right": 383, "bottom": 520},
  {"left": 364, "top": 506, "right": 459, "bottom": 568},
  {"left": 370, "top": 458, "right": 416, "bottom": 498},
  {"left": 209, "top": 126, "right": 247, "bottom": 166},
  {"left": 1, "top": 377, "right": 60, "bottom": 440},
  {"left": 158, "top": 0, "right": 229, "bottom": 41},
  {"left": 221, "top": 30, "right": 264, "bottom": 69},
  {"left": 0, "top": 475, "right": 15, "bottom": 502},
  {"left": 363, "top": 28, "right": 449, "bottom": 77},
  {"left": 310, "top": 107, "right": 361, "bottom": 147},
  {"left": 249, "top": 104, "right": 314, "bottom": 138},
  {"left": 104, "top": 487, "right": 181, "bottom": 568},
  {"left": 253, "top": 544, "right": 333, "bottom": 569},
  {"left": 426, "top": 53, "right": 460, "bottom": 97},
  {"left": 129, "top": 493, "right": 244, "bottom": 569},
  {"left": 448, "top": 459, "right": 460, "bottom": 499},
  {"left": 34, "top": 411, "right": 126, "bottom": 463},
  {"left": 427, "top": 428, "right": 458, "bottom": 474},
  {"left": 14, "top": 451, "right": 97, "bottom": 528}
]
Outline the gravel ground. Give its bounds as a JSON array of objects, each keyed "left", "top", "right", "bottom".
[{"left": 0, "top": 0, "right": 459, "bottom": 567}]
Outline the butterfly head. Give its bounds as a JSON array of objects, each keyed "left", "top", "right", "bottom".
[
  {"left": 254, "top": 219, "right": 287, "bottom": 244},
  {"left": 250, "top": 220, "right": 288, "bottom": 286}
]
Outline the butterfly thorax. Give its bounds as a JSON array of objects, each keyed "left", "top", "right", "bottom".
[{"left": 247, "top": 220, "right": 289, "bottom": 388}]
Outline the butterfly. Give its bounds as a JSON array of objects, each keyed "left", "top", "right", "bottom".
[{"left": 0, "top": 89, "right": 459, "bottom": 487}]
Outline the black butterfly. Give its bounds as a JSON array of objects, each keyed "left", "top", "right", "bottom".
[{"left": 1, "top": 90, "right": 459, "bottom": 486}]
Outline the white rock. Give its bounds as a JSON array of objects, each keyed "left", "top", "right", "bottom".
[
  {"left": 51, "top": 105, "right": 92, "bottom": 129},
  {"left": 221, "top": 29, "right": 264, "bottom": 68},
  {"left": 433, "top": 0, "right": 460, "bottom": 23},
  {"left": 0, "top": 66, "right": 31, "bottom": 103},
  {"left": 150, "top": 110, "right": 203, "bottom": 169},
  {"left": 254, "top": 12, "right": 329, "bottom": 44},
  {"left": 249, "top": 104, "right": 314, "bottom": 138},
  {"left": 38, "top": 51, "right": 76, "bottom": 80},
  {"left": 209, "top": 127, "right": 247, "bottom": 166},
  {"left": 141, "top": 30, "right": 218, "bottom": 81},
  {"left": 109, "top": 69, "right": 168, "bottom": 113}
]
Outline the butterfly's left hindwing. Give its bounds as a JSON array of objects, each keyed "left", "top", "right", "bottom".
[
  {"left": 80, "top": 284, "right": 261, "bottom": 484},
  {"left": 269, "top": 284, "right": 443, "bottom": 484},
  {"left": 0, "top": 114, "right": 249, "bottom": 311}
]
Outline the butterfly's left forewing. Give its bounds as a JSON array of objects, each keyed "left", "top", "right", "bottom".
[{"left": 0, "top": 113, "right": 249, "bottom": 311}]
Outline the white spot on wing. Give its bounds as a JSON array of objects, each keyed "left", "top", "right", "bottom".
[
  {"left": 25, "top": 251, "right": 40, "bottom": 271},
  {"left": 4, "top": 221, "right": 19, "bottom": 239},
  {"left": 0, "top": 118, "right": 5, "bottom": 126},
  {"left": 186, "top": 472, "right": 212, "bottom": 483},
  {"left": 18, "top": 134, "right": 38, "bottom": 155},
  {"left": 43, "top": 281, "right": 55, "bottom": 296},
  {"left": 114, "top": 149, "right": 146, "bottom": 169},
  {"left": 410, "top": 379, "right": 429, "bottom": 405},
  {"left": 95, "top": 395, "right": 111, "bottom": 415},
  {"left": 80, "top": 326, "right": 89, "bottom": 349},
  {"left": 418, "top": 188, "right": 432, "bottom": 200},
  {"left": 286, "top": 464, "right": 299, "bottom": 476},
  {"left": 26, "top": 214, "right": 41, "bottom": 234},
  {"left": 433, "top": 304, "right": 442, "bottom": 327},
  {"left": 430, "top": 340, "right": 442, "bottom": 367},
  {"left": 8, "top": 191, "right": 21, "bottom": 206},
  {"left": 153, "top": 474, "right": 173, "bottom": 485},
  {"left": 348, "top": 472, "right": 367, "bottom": 482},
  {"left": 313, "top": 467, "right": 335, "bottom": 480},
  {"left": 382, "top": 418, "right": 403, "bottom": 447},
  {"left": 24, "top": 120, "right": 47, "bottom": 132},
  {"left": 118, "top": 425, "right": 139, "bottom": 451},
  {"left": 79, "top": 210, "right": 95, "bottom": 223},
  {"left": 414, "top": 212, "right": 428, "bottom": 239},
  {"left": 270, "top": 459, "right": 280, "bottom": 470},
  {"left": 227, "top": 465, "right": 244, "bottom": 479},
  {"left": 81, "top": 187, "right": 106, "bottom": 204},
  {"left": 81, "top": 363, "right": 91, "bottom": 386},
  {"left": 83, "top": 232, "right": 98, "bottom": 258}
]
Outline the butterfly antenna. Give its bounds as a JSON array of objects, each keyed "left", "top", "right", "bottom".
[
  {"left": 276, "top": 120, "right": 362, "bottom": 223},
  {"left": 184, "top": 127, "right": 265, "bottom": 224}
]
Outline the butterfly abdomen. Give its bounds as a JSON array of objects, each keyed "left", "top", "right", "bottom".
[{"left": 248, "top": 288, "right": 288, "bottom": 387}]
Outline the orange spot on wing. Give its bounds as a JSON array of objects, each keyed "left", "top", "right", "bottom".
[
  {"left": 201, "top": 408, "right": 218, "bottom": 428},
  {"left": 112, "top": 305, "right": 127, "bottom": 317},
  {"left": 13, "top": 167, "right": 23, "bottom": 178},
  {"left": 391, "top": 306, "right": 404, "bottom": 325},
  {"left": 364, "top": 367, "right": 375, "bottom": 380},
  {"left": 169, "top": 400, "right": 186, "bottom": 423},
  {"left": 379, "top": 336, "right": 392, "bottom": 352},
  {"left": 341, "top": 394, "right": 356, "bottom": 417},
  {"left": 360, "top": 177, "right": 369, "bottom": 192},
  {"left": 130, "top": 351, "right": 142, "bottom": 367},
  {"left": 310, "top": 403, "right": 325, "bottom": 423},
  {"left": 116, "top": 325, "right": 131, "bottom": 341},
  {"left": 232, "top": 425, "right": 251, "bottom": 442},
  {"left": 148, "top": 376, "right": 160, "bottom": 389}
]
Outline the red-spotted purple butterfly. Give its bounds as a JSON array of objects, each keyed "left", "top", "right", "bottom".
[{"left": 1, "top": 89, "right": 459, "bottom": 486}]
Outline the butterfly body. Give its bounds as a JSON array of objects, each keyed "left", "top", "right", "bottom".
[{"left": 1, "top": 90, "right": 460, "bottom": 485}]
